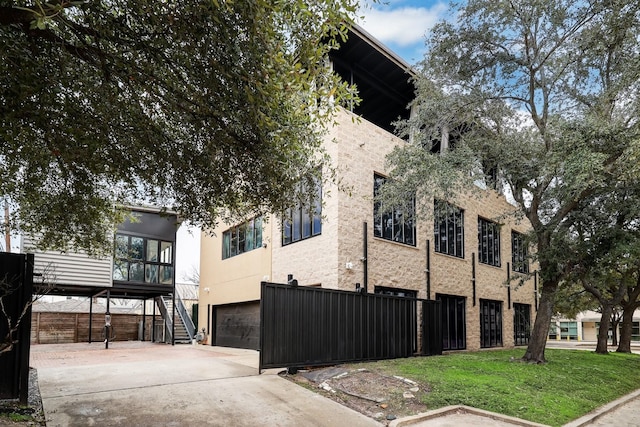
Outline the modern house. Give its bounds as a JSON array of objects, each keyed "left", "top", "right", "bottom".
[
  {"left": 198, "top": 25, "right": 538, "bottom": 352},
  {"left": 23, "top": 207, "right": 195, "bottom": 344}
]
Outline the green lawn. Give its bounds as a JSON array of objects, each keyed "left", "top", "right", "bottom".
[{"left": 355, "top": 349, "right": 640, "bottom": 426}]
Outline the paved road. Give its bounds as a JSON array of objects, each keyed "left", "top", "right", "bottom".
[
  {"left": 545, "top": 340, "right": 640, "bottom": 354},
  {"left": 31, "top": 342, "right": 380, "bottom": 427}
]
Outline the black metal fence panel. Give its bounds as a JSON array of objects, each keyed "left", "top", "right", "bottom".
[
  {"left": 260, "top": 282, "right": 440, "bottom": 371},
  {"left": 0, "top": 253, "right": 34, "bottom": 403},
  {"left": 422, "top": 300, "right": 443, "bottom": 356}
]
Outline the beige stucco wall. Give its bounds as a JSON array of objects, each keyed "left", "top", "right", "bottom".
[{"left": 198, "top": 220, "right": 273, "bottom": 331}]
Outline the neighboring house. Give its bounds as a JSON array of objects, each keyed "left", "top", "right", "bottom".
[
  {"left": 23, "top": 207, "right": 194, "bottom": 344},
  {"left": 549, "top": 310, "right": 640, "bottom": 342},
  {"left": 198, "top": 25, "right": 538, "bottom": 353}
]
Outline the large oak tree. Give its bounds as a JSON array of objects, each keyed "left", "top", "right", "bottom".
[
  {"left": 384, "top": 0, "right": 640, "bottom": 362},
  {"left": 0, "top": 0, "right": 358, "bottom": 254}
]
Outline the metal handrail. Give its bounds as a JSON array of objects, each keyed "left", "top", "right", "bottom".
[
  {"left": 155, "top": 296, "right": 173, "bottom": 343},
  {"left": 174, "top": 293, "right": 195, "bottom": 340}
]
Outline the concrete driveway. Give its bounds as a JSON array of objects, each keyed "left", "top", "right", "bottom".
[{"left": 31, "top": 342, "right": 380, "bottom": 427}]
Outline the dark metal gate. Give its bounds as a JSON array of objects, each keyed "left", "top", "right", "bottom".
[
  {"left": 0, "top": 253, "right": 34, "bottom": 403},
  {"left": 259, "top": 282, "right": 441, "bottom": 371}
]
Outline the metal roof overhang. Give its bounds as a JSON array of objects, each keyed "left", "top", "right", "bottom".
[{"left": 330, "top": 24, "right": 416, "bottom": 135}]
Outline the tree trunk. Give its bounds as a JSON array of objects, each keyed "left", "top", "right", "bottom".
[
  {"left": 617, "top": 309, "right": 632, "bottom": 353},
  {"left": 522, "top": 281, "right": 557, "bottom": 363},
  {"left": 610, "top": 316, "right": 620, "bottom": 347},
  {"left": 618, "top": 277, "right": 640, "bottom": 353},
  {"left": 596, "top": 304, "right": 612, "bottom": 354}
]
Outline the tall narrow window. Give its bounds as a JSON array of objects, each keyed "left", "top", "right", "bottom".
[
  {"left": 373, "top": 174, "right": 416, "bottom": 246},
  {"left": 478, "top": 217, "right": 501, "bottom": 267},
  {"left": 480, "top": 299, "right": 503, "bottom": 348},
  {"left": 434, "top": 200, "right": 464, "bottom": 258},
  {"left": 511, "top": 231, "right": 529, "bottom": 273},
  {"left": 513, "top": 303, "right": 531, "bottom": 346},
  {"left": 282, "top": 176, "right": 322, "bottom": 246},
  {"left": 437, "top": 294, "right": 466, "bottom": 350}
]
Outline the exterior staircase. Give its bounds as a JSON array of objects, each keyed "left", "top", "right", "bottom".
[{"left": 155, "top": 294, "right": 195, "bottom": 344}]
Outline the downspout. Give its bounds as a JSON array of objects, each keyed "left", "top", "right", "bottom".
[
  {"left": 426, "top": 239, "right": 431, "bottom": 300},
  {"left": 363, "top": 222, "right": 368, "bottom": 293},
  {"left": 471, "top": 253, "right": 476, "bottom": 306},
  {"left": 507, "top": 263, "right": 511, "bottom": 310}
]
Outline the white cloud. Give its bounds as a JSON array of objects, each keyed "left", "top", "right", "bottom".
[{"left": 356, "top": 2, "right": 448, "bottom": 47}]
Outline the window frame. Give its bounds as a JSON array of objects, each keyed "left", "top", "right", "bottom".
[
  {"left": 282, "top": 177, "right": 322, "bottom": 246},
  {"left": 113, "top": 233, "right": 174, "bottom": 285},
  {"left": 222, "top": 217, "right": 264, "bottom": 260},
  {"left": 511, "top": 231, "right": 530, "bottom": 273},
  {"left": 373, "top": 173, "right": 416, "bottom": 247},
  {"left": 434, "top": 200, "right": 464, "bottom": 258},
  {"left": 478, "top": 217, "right": 501, "bottom": 267},
  {"left": 436, "top": 293, "right": 467, "bottom": 351},
  {"left": 480, "top": 299, "right": 503, "bottom": 348}
]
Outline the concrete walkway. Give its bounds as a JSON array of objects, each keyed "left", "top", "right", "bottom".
[
  {"left": 31, "top": 342, "right": 380, "bottom": 426},
  {"left": 30, "top": 342, "right": 640, "bottom": 427}
]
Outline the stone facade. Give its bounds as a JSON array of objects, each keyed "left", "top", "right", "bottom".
[{"left": 199, "top": 108, "right": 538, "bottom": 351}]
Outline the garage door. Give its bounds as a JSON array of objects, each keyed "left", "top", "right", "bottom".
[{"left": 213, "top": 301, "right": 260, "bottom": 350}]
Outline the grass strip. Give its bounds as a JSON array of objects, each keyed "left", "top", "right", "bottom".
[{"left": 354, "top": 348, "right": 640, "bottom": 426}]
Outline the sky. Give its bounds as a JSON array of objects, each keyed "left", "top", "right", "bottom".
[{"left": 355, "top": 0, "right": 452, "bottom": 65}]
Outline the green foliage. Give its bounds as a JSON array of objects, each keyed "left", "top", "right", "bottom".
[
  {"left": 358, "top": 349, "right": 640, "bottom": 426},
  {"left": 383, "top": 0, "right": 640, "bottom": 360},
  {"left": 0, "top": 0, "right": 358, "bottom": 254}
]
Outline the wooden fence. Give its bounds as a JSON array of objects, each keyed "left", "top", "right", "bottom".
[{"left": 31, "top": 312, "right": 163, "bottom": 344}]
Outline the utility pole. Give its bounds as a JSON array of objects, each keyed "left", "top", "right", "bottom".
[{"left": 3, "top": 199, "right": 10, "bottom": 253}]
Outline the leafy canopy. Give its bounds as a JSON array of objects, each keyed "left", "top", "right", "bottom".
[
  {"left": 0, "top": 0, "right": 358, "bottom": 254},
  {"left": 384, "top": 0, "right": 640, "bottom": 362},
  {"left": 388, "top": 0, "right": 640, "bottom": 274}
]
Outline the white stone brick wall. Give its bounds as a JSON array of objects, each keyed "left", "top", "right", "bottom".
[{"left": 200, "top": 108, "right": 538, "bottom": 351}]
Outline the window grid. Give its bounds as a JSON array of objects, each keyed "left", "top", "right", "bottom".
[
  {"left": 511, "top": 231, "right": 529, "bottom": 273},
  {"left": 434, "top": 200, "right": 464, "bottom": 258},
  {"left": 437, "top": 294, "right": 466, "bottom": 351},
  {"left": 478, "top": 217, "right": 501, "bottom": 267},
  {"left": 222, "top": 217, "right": 263, "bottom": 260},
  {"left": 113, "top": 234, "right": 173, "bottom": 284},
  {"left": 480, "top": 299, "right": 503, "bottom": 348},
  {"left": 282, "top": 177, "right": 322, "bottom": 246},
  {"left": 513, "top": 303, "right": 531, "bottom": 346},
  {"left": 373, "top": 174, "right": 416, "bottom": 246}
]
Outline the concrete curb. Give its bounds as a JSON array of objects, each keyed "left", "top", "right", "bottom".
[
  {"left": 389, "top": 405, "right": 549, "bottom": 427},
  {"left": 562, "top": 388, "right": 640, "bottom": 427},
  {"left": 389, "top": 388, "right": 640, "bottom": 427}
]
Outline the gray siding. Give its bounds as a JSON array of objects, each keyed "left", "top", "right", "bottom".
[{"left": 21, "top": 235, "right": 112, "bottom": 288}]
